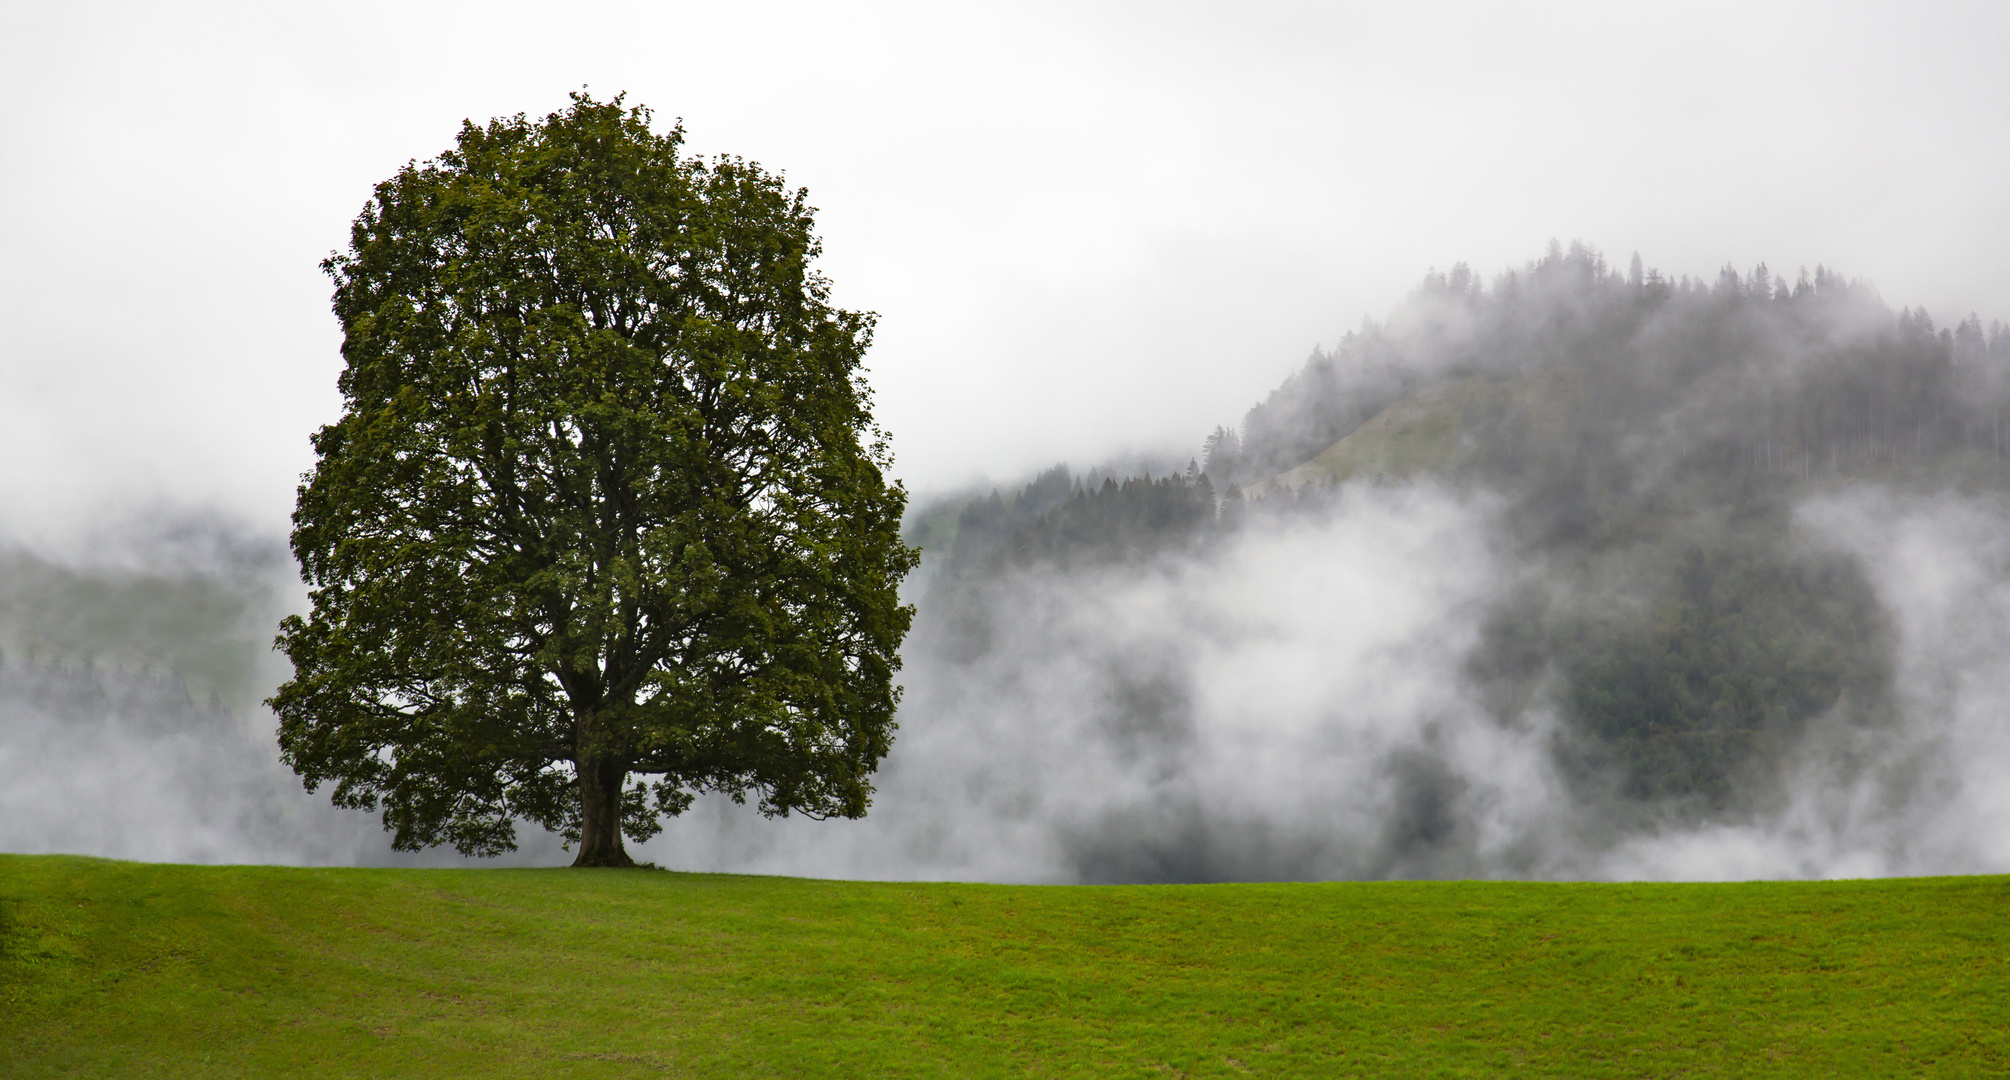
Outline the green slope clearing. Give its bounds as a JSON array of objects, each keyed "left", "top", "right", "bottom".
[
  {"left": 1252, "top": 373, "right": 1534, "bottom": 495},
  {"left": 2, "top": 856, "right": 2005, "bottom": 1077}
]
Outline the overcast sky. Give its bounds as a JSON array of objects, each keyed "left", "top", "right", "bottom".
[{"left": 2, "top": 1, "right": 2006, "bottom": 540}]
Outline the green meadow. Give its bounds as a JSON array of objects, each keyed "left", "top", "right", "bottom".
[{"left": 2, "top": 855, "right": 2004, "bottom": 1077}]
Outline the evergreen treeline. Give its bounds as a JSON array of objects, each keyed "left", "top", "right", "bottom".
[
  {"left": 937, "top": 465, "right": 1222, "bottom": 577},
  {"left": 1226, "top": 243, "right": 2010, "bottom": 497}
]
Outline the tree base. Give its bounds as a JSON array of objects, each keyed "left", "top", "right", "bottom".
[{"left": 570, "top": 847, "right": 638, "bottom": 869}]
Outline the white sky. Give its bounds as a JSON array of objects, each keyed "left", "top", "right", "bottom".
[{"left": 2, "top": 1, "right": 2007, "bottom": 537}]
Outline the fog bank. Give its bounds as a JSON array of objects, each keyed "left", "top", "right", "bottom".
[
  {"left": 0, "top": 521, "right": 567, "bottom": 867},
  {"left": 629, "top": 485, "right": 2010, "bottom": 883},
  {"left": 12, "top": 484, "right": 2010, "bottom": 881}
]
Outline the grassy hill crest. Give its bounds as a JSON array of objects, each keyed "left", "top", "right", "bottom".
[{"left": 5, "top": 855, "right": 2008, "bottom": 1077}]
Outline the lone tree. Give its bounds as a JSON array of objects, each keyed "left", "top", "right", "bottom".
[{"left": 272, "top": 94, "right": 917, "bottom": 868}]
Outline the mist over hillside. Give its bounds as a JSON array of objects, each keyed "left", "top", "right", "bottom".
[
  {"left": 0, "top": 514, "right": 566, "bottom": 865},
  {"left": 649, "top": 244, "right": 2010, "bottom": 883},
  {"left": 8, "top": 244, "right": 2010, "bottom": 882}
]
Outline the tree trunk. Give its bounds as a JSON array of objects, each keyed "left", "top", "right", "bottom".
[{"left": 572, "top": 749, "right": 636, "bottom": 868}]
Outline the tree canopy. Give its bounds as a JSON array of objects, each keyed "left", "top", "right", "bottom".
[{"left": 272, "top": 93, "right": 916, "bottom": 867}]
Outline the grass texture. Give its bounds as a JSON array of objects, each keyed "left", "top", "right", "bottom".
[{"left": 2, "top": 855, "right": 2005, "bottom": 1077}]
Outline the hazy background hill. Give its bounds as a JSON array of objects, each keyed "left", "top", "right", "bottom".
[{"left": 858, "top": 244, "right": 2010, "bottom": 882}]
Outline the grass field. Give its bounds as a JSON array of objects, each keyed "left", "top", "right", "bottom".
[{"left": 2, "top": 856, "right": 2005, "bottom": 1077}]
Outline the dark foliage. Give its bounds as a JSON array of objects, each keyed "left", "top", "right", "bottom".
[{"left": 1552, "top": 538, "right": 1893, "bottom": 807}]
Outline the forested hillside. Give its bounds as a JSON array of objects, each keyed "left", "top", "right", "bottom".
[{"left": 909, "top": 244, "right": 2010, "bottom": 866}]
